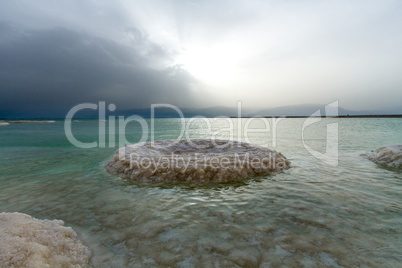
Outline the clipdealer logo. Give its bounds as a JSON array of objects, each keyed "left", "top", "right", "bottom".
[
  {"left": 64, "top": 101, "right": 339, "bottom": 166},
  {"left": 302, "top": 101, "right": 339, "bottom": 166}
]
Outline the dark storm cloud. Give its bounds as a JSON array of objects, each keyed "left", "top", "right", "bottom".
[{"left": 0, "top": 22, "right": 196, "bottom": 117}]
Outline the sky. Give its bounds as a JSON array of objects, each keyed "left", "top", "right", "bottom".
[{"left": 0, "top": 0, "right": 402, "bottom": 117}]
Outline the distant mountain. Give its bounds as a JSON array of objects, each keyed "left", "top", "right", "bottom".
[
  {"left": 116, "top": 104, "right": 401, "bottom": 118},
  {"left": 114, "top": 106, "right": 254, "bottom": 118},
  {"left": 255, "top": 104, "right": 353, "bottom": 117}
]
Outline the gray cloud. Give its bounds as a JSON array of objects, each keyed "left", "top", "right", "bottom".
[
  {"left": 0, "top": 21, "right": 199, "bottom": 117},
  {"left": 0, "top": 0, "right": 401, "bottom": 117}
]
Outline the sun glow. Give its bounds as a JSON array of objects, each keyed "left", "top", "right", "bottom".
[{"left": 175, "top": 45, "right": 241, "bottom": 84}]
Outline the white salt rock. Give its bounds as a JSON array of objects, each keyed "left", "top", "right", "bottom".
[
  {"left": 0, "top": 212, "right": 91, "bottom": 268},
  {"left": 106, "top": 139, "right": 290, "bottom": 182},
  {"left": 368, "top": 145, "right": 402, "bottom": 169}
]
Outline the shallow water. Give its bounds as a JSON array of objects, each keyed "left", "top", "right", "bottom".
[{"left": 0, "top": 118, "right": 401, "bottom": 267}]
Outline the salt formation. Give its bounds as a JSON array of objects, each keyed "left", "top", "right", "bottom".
[
  {"left": 0, "top": 212, "right": 91, "bottom": 268},
  {"left": 367, "top": 145, "right": 402, "bottom": 169},
  {"left": 106, "top": 139, "right": 290, "bottom": 182}
]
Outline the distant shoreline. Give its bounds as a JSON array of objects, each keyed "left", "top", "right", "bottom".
[
  {"left": 0, "top": 115, "right": 401, "bottom": 121},
  {"left": 0, "top": 120, "right": 56, "bottom": 124},
  {"left": 230, "top": 115, "right": 402, "bottom": 118}
]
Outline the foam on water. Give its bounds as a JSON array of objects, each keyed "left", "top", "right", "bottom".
[
  {"left": 367, "top": 145, "right": 402, "bottom": 168},
  {"left": 106, "top": 139, "right": 290, "bottom": 182},
  {"left": 0, "top": 122, "right": 9, "bottom": 126},
  {"left": 0, "top": 212, "right": 91, "bottom": 268}
]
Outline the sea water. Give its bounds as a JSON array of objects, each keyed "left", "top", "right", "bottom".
[{"left": 0, "top": 118, "right": 401, "bottom": 267}]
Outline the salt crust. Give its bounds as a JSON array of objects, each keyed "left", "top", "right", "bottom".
[
  {"left": 0, "top": 212, "right": 91, "bottom": 268},
  {"left": 367, "top": 145, "right": 402, "bottom": 169},
  {"left": 106, "top": 139, "right": 290, "bottom": 182}
]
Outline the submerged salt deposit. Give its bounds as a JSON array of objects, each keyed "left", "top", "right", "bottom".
[
  {"left": 367, "top": 145, "right": 402, "bottom": 168},
  {"left": 0, "top": 212, "right": 91, "bottom": 268},
  {"left": 106, "top": 139, "right": 290, "bottom": 182}
]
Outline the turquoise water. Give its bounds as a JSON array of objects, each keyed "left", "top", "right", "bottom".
[{"left": 0, "top": 118, "right": 401, "bottom": 267}]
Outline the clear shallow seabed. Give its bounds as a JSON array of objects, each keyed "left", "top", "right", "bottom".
[{"left": 0, "top": 118, "right": 401, "bottom": 267}]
